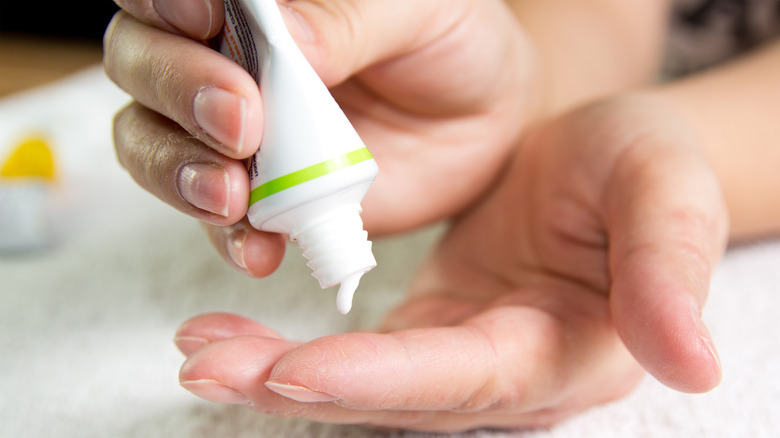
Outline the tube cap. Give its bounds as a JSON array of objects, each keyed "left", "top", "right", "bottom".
[{"left": 293, "top": 207, "right": 376, "bottom": 313}]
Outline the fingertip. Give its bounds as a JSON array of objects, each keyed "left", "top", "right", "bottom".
[
  {"left": 652, "top": 338, "right": 722, "bottom": 394},
  {"left": 191, "top": 84, "right": 264, "bottom": 160},
  {"left": 172, "top": 155, "right": 250, "bottom": 225},
  {"left": 176, "top": 162, "right": 231, "bottom": 219},
  {"left": 276, "top": 0, "right": 425, "bottom": 87},
  {"left": 112, "top": 0, "right": 225, "bottom": 40},
  {"left": 174, "top": 335, "right": 209, "bottom": 356},
  {"left": 175, "top": 312, "right": 286, "bottom": 356},
  {"left": 241, "top": 227, "right": 288, "bottom": 277},
  {"left": 180, "top": 379, "right": 249, "bottom": 405},
  {"left": 278, "top": 3, "right": 316, "bottom": 45},
  {"left": 103, "top": 11, "right": 132, "bottom": 82},
  {"left": 177, "top": 311, "right": 285, "bottom": 338},
  {"left": 153, "top": 0, "right": 225, "bottom": 40},
  {"left": 276, "top": 2, "right": 341, "bottom": 85},
  {"left": 612, "top": 288, "right": 722, "bottom": 394},
  {"left": 264, "top": 381, "right": 339, "bottom": 403},
  {"left": 607, "top": 181, "right": 725, "bottom": 393},
  {"left": 203, "top": 221, "right": 287, "bottom": 277},
  {"left": 650, "top": 330, "right": 722, "bottom": 394},
  {"left": 684, "top": 302, "right": 723, "bottom": 392},
  {"left": 178, "top": 336, "right": 298, "bottom": 402}
]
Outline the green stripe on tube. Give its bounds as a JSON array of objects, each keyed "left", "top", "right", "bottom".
[{"left": 249, "top": 147, "right": 373, "bottom": 206}]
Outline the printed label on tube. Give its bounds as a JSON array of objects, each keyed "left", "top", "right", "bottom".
[{"left": 222, "top": 0, "right": 262, "bottom": 81}]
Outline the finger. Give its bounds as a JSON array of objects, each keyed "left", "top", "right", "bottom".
[
  {"left": 104, "top": 12, "right": 262, "bottom": 158},
  {"left": 202, "top": 220, "right": 287, "bottom": 278},
  {"left": 179, "top": 336, "right": 389, "bottom": 424},
  {"left": 174, "top": 312, "right": 285, "bottom": 356},
  {"left": 280, "top": 0, "right": 461, "bottom": 87},
  {"left": 113, "top": 102, "right": 288, "bottom": 276},
  {"left": 178, "top": 298, "right": 642, "bottom": 431},
  {"left": 265, "top": 321, "right": 517, "bottom": 412},
  {"left": 606, "top": 139, "right": 729, "bottom": 393},
  {"left": 179, "top": 336, "right": 299, "bottom": 406},
  {"left": 284, "top": 0, "right": 528, "bottom": 118},
  {"left": 111, "top": 0, "right": 225, "bottom": 40},
  {"left": 266, "top": 302, "right": 639, "bottom": 413},
  {"left": 113, "top": 101, "right": 250, "bottom": 225},
  {"left": 177, "top": 331, "right": 573, "bottom": 431}
]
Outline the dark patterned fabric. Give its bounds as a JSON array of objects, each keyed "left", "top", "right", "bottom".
[{"left": 666, "top": 0, "right": 780, "bottom": 76}]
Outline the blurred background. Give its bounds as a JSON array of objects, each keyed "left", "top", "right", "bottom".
[{"left": 0, "top": 0, "right": 118, "bottom": 95}]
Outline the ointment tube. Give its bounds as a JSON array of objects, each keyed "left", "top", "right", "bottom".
[{"left": 220, "top": 0, "right": 378, "bottom": 314}]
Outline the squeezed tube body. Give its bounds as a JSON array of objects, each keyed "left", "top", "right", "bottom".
[{"left": 220, "top": 0, "right": 378, "bottom": 314}]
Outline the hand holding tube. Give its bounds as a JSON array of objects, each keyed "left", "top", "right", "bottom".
[{"left": 105, "top": 0, "right": 538, "bottom": 278}]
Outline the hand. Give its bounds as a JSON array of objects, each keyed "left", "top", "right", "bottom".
[
  {"left": 174, "top": 95, "right": 728, "bottom": 431},
  {"left": 105, "top": 0, "right": 538, "bottom": 276}
]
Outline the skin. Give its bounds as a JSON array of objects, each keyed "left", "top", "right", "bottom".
[
  {"left": 655, "top": 39, "right": 780, "bottom": 242},
  {"left": 105, "top": 0, "right": 667, "bottom": 275},
  {"left": 173, "top": 94, "right": 731, "bottom": 431},
  {"left": 106, "top": 0, "right": 537, "bottom": 245},
  {"left": 174, "top": 38, "right": 780, "bottom": 431},
  {"left": 102, "top": 0, "right": 759, "bottom": 432}
]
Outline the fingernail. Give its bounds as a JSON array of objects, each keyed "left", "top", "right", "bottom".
[
  {"left": 226, "top": 225, "right": 249, "bottom": 272},
  {"left": 177, "top": 162, "right": 230, "bottom": 217},
  {"left": 173, "top": 336, "right": 209, "bottom": 356},
  {"left": 265, "top": 381, "right": 338, "bottom": 403},
  {"left": 193, "top": 86, "right": 247, "bottom": 155},
  {"left": 279, "top": 5, "right": 315, "bottom": 43},
  {"left": 154, "top": 0, "right": 214, "bottom": 40},
  {"left": 691, "top": 302, "right": 722, "bottom": 371},
  {"left": 181, "top": 379, "right": 248, "bottom": 405}
]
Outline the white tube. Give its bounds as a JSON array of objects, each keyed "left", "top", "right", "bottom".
[{"left": 219, "top": 0, "right": 379, "bottom": 314}]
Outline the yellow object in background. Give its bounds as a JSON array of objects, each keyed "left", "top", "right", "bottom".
[
  {"left": 1, "top": 135, "right": 56, "bottom": 179},
  {"left": 0, "top": 134, "right": 56, "bottom": 251}
]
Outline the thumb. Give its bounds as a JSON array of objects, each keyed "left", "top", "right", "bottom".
[
  {"left": 278, "top": 0, "right": 456, "bottom": 86},
  {"left": 606, "top": 139, "right": 728, "bottom": 393}
]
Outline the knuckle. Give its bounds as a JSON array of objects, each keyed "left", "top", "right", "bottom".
[{"left": 112, "top": 0, "right": 165, "bottom": 28}]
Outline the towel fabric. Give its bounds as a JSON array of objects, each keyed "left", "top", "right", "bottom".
[{"left": 1, "top": 67, "right": 778, "bottom": 438}]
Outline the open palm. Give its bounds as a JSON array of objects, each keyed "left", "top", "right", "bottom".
[{"left": 176, "top": 96, "right": 728, "bottom": 431}]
